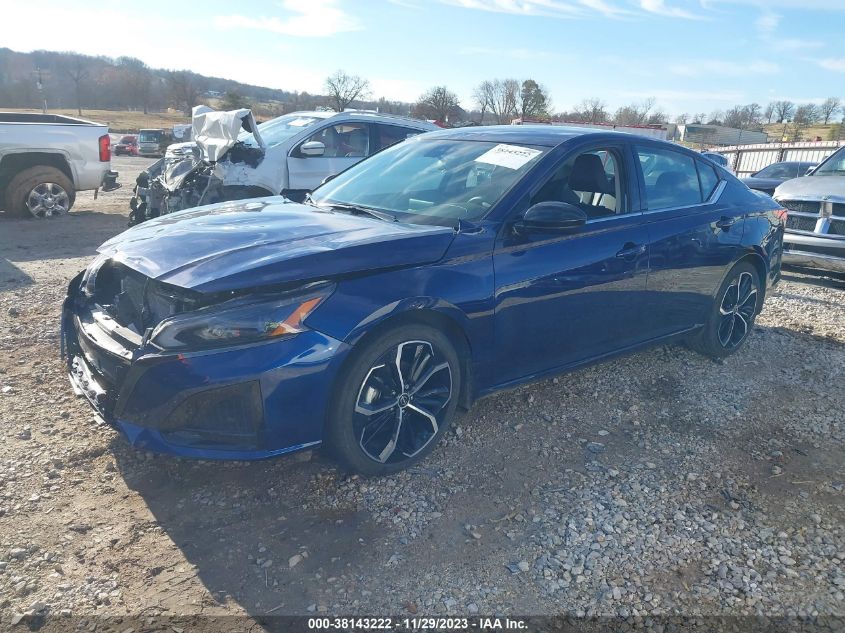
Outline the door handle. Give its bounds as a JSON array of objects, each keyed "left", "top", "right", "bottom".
[
  {"left": 715, "top": 216, "right": 738, "bottom": 229},
  {"left": 616, "top": 243, "right": 646, "bottom": 259}
]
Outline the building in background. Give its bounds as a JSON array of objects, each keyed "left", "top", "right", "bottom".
[{"left": 672, "top": 124, "right": 768, "bottom": 146}]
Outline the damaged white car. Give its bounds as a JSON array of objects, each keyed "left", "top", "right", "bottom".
[{"left": 128, "top": 106, "right": 438, "bottom": 225}]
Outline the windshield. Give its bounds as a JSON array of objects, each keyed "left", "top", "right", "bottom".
[
  {"left": 813, "top": 147, "right": 845, "bottom": 176},
  {"left": 120, "top": 136, "right": 136, "bottom": 144},
  {"left": 239, "top": 113, "right": 322, "bottom": 147},
  {"left": 138, "top": 131, "right": 161, "bottom": 143},
  {"left": 310, "top": 138, "right": 548, "bottom": 226}
]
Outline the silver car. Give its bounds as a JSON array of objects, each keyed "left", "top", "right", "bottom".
[
  {"left": 129, "top": 109, "right": 438, "bottom": 225},
  {"left": 774, "top": 145, "right": 845, "bottom": 274}
]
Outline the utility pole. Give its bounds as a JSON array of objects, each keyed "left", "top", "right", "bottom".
[{"left": 33, "top": 68, "right": 48, "bottom": 113}]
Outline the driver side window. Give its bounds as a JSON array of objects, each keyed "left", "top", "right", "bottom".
[
  {"left": 299, "top": 122, "right": 370, "bottom": 158},
  {"left": 531, "top": 147, "right": 626, "bottom": 219}
]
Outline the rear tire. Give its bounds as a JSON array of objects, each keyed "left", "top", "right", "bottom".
[
  {"left": 4, "top": 166, "right": 75, "bottom": 218},
  {"left": 325, "top": 324, "right": 461, "bottom": 476},
  {"left": 688, "top": 261, "right": 762, "bottom": 359}
]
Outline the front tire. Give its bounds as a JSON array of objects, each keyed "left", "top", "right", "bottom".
[
  {"left": 325, "top": 324, "right": 461, "bottom": 476},
  {"left": 689, "top": 261, "right": 762, "bottom": 359}
]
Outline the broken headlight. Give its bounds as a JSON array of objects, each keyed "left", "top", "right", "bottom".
[{"left": 149, "top": 286, "right": 333, "bottom": 352}]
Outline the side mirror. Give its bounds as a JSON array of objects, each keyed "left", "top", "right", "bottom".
[
  {"left": 300, "top": 141, "right": 325, "bottom": 157},
  {"left": 805, "top": 166, "right": 815, "bottom": 176},
  {"left": 515, "top": 201, "right": 588, "bottom": 234},
  {"left": 320, "top": 173, "right": 337, "bottom": 186}
]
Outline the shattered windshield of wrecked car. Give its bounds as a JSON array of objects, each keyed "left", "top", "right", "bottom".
[
  {"left": 238, "top": 113, "right": 322, "bottom": 147},
  {"left": 310, "top": 138, "right": 547, "bottom": 227}
]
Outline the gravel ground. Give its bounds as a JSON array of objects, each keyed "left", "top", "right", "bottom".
[{"left": 0, "top": 157, "right": 843, "bottom": 629}]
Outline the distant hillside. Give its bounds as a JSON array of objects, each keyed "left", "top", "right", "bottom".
[
  {"left": 0, "top": 48, "right": 411, "bottom": 119},
  {"left": 762, "top": 122, "right": 844, "bottom": 143}
]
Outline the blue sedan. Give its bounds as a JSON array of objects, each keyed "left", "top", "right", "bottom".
[{"left": 62, "top": 126, "right": 786, "bottom": 474}]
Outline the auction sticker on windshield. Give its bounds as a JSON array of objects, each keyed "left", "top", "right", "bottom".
[{"left": 475, "top": 144, "right": 542, "bottom": 170}]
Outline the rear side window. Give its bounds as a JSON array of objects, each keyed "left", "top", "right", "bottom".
[
  {"left": 636, "top": 147, "right": 702, "bottom": 210},
  {"left": 696, "top": 160, "right": 720, "bottom": 200},
  {"left": 374, "top": 124, "right": 422, "bottom": 152}
]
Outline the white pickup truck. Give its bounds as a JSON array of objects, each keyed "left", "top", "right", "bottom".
[{"left": 0, "top": 112, "right": 112, "bottom": 218}]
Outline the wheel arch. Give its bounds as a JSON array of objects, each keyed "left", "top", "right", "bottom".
[
  {"left": 0, "top": 152, "right": 75, "bottom": 191},
  {"left": 734, "top": 250, "right": 768, "bottom": 311},
  {"left": 333, "top": 303, "right": 475, "bottom": 412}
]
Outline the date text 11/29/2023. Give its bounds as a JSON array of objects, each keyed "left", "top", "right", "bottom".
[{"left": 307, "top": 617, "right": 528, "bottom": 630}]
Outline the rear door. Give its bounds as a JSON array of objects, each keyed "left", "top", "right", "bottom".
[
  {"left": 287, "top": 121, "right": 372, "bottom": 191},
  {"left": 635, "top": 144, "right": 744, "bottom": 335}
]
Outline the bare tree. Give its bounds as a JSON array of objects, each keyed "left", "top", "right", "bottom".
[
  {"left": 614, "top": 98, "right": 660, "bottom": 126},
  {"left": 576, "top": 98, "right": 608, "bottom": 123},
  {"left": 117, "top": 56, "right": 152, "bottom": 113},
  {"left": 793, "top": 103, "right": 818, "bottom": 126},
  {"left": 324, "top": 70, "right": 370, "bottom": 112},
  {"left": 773, "top": 100, "right": 795, "bottom": 123},
  {"left": 488, "top": 79, "right": 520, "bottom": 124},
  {"left": 61, "top": 54, "right": 90, "bottom": 115},
  {"left": 414, "top": 86, "right": 461, "bottom": 122},
  {"left": 472, "top": 80, "right": 495, "bottom": 124},
  {"left": 675, "top": 113, "right": 689, "bottom": 124},
  {"left": 745, "top": 103, "right": 762, "bottom": 128},
  {"left": 693, "top": 112, "right": 707, "bottom": 124},
  {"left": 168, "top": 71, "right": 205, "bottom": 116},
  {"left": 763, "top": 103, "right": 775, "bottom": 124},
  {"left": 820, "top": 97, "right": 841, "bottom": 125}
]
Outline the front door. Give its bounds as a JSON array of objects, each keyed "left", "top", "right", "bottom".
[
  {"left": 493, "top": 143, "right": 650, "bottom": 385},
  {"left": 287, "top": 122, "right": 371, "bottom": 191}
]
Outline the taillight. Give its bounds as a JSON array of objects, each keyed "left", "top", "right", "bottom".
[
  {"left": 774, "top": 208, "right": 788, "bottom": 223},
  {"left": 98, "top": 134, "right": 111, "bottom": 162}
]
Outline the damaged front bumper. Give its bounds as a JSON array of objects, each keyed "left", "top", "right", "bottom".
[
  {"left": 61, "top": 273, "right": 347, "bottom": 460},
  {"left": 129, "top": 106, "right": 272, "bottom": 226}
]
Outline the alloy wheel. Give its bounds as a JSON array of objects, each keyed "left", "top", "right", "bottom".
[
  {"left": 717, "top": 271, "right": 758, "bottom": 349},
  {"left": 354, "top": 340, "right": 452, "bottom": 465},
  {"left": 26, "top": 182, "right": 70, "bottom": 218}
]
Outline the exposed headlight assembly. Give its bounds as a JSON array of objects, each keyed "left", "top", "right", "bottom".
[{"left": 149, "top": 285, "right": 333, "bottom": 351}]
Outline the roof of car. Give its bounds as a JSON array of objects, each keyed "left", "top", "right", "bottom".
[
  {"left": 285, "top": 110, "right": 435, "bottom": 128},
  {"left": 418, "top": 124, "right": 629, "bottom": 147}
]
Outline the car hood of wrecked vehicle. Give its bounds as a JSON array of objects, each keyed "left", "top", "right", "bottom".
[
  {"left": 96, "top": 198, "right": 456, "bottom": 294},
  {"left": 775, "top": 175, "right": 845, "bottom": 203},
  {"left": 191, "top": 105, "right": 265, "bottom": 162}
]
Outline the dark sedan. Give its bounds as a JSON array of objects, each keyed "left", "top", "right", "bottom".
[
  {"left": 62, "top": 127, "right": 786, "bottom": 474},
  {"left": 742, "top": 161, "right": 816, "bottom": 196}
]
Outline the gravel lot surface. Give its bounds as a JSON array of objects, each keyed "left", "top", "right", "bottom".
[{"left": 0, "top": 157, "right": 843, "bottom": 629}]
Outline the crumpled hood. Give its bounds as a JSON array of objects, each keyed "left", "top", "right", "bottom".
[
  {"left": 98, "top": 198, "right": 455, "bottom": 293},
  {"left": 191, "top": 105, "right": 265, "bottom": 162},
  {"left": 774, "top": 175, "right": 845, "bottom": 203}
]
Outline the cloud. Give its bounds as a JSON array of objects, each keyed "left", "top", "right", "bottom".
[
  {"left": 439, "top": 0, "right": 584, "bottom": 18},
  {"left": 637, "top": 0, "right": 705, "bottom": 19},
  {"left": 440, "top": 0, "right": 669, "bottom": 19},
  {"left": 461, "top": 46, "right": 561, "bottom": 60},
  {"left": 818, "top": 58, "right": 845, "bottom": 72},
  {"left": 215, "top": 0, "right": 361, "bottom": 37},
  {"left": 669, "top": 60, "right": 779, "bottom": 77},
  {"left": 774, "top": 38, "right": 824, "bottom": 51},
  {"left": 755, "top": 11, "right": 780, "bottom": 34}
]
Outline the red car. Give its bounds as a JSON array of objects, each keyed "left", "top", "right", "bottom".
[{"left": 113, "top": 135, "right": 138, "bottom": 156}]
